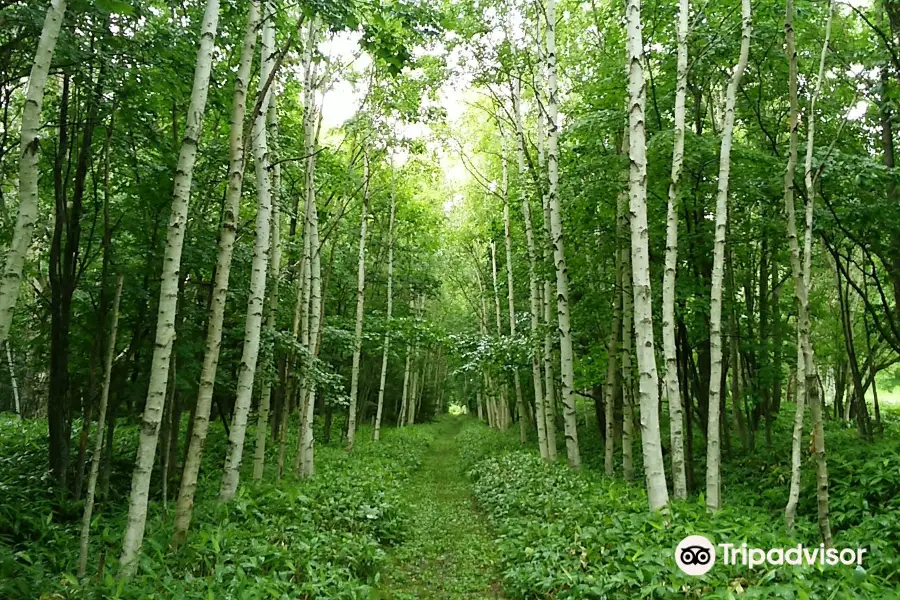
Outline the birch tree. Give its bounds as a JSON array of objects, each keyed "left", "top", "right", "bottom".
[
  {"left": 662, "top": 0, "right": 690, "bottom": 500},
  {"left": 172, "top": 0, "right": 258, "bottom": 544},
  {"left": 625, "top": 0, "right": 670, "bottom": 510},
  {"left": 706, "top": 0, "right": 751, "bottom": 512},
  {"left": 545, "top": 0, "right": 580, "bottom": 468},
  {"left": 489, "top": 239, "right": 510, "bottom": 430},
  {"left": 78, "top": 275, "right": 123, "bottom": 577},
  {"left": 0, "top": 0, "right": 68, "bottom": 346},
  {"left": 253, "top": 93, "right": 283, "bottom": 480},
  {"left": 298, "top": 17, "right": 323, "bottom": 478},
  {"left": 374, "top": 189, "right": 395, "bottom": 441},
  {"left": 119, "top": 0, "right": 221, "bottom": 573},
  {"left": 346, "top": 152, "right": 371, "bottom": 451},
  {"left": 783, "top": 0, "right": 834, "bottom": 546},
  {"left": 513, "top": 78, "right": 548, "bottom": 458},
  {"left": 218, "top": 0, "right": 276, "bottom": 502}
]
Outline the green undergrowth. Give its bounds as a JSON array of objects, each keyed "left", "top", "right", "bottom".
[
  {"left": 0, "top": 413, "right": 436, "bottom": 599},
  {"left": 462, "top": 418, "right": 900, "bottom": 599}
]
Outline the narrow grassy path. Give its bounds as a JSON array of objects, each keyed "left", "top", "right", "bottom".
[{"left": 378, "top": 418, "right": 504, "bottom": 599}]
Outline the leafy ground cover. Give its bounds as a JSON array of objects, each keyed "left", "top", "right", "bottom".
[
  {"left": 0, "top": 414, "right": 434, "bottom": 599},
  {"left": 464, "top": 414, "right": 900, "bottom": 599}
]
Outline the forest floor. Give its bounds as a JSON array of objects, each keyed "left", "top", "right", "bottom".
[{"left": 378, "top": 418, "right": 504, "bottom": 599}]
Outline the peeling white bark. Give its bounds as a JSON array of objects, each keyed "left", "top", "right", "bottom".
[
  {"left": 172, "top": 0, "right": 258, "bottom": 543},
  {"left": 219, "top": 2, "right": 276, "bottom": 501},
  {"left": 663, "top": 0, "right": 689, "bottom": 501},
  {"left": 346, "top": 152, "right": 370, "bottom": 451},
  {"left": 706, "top": 0, "right": 751, "bottom": 512},
  {"left": 0, "top": 0, "right": 68, "bottom": 345},
  {"left": 120, "top": 0, "right": 220, "bottom": 574},
  {"left": 546, "top": 0, "right": 580, "bottom": 468}
]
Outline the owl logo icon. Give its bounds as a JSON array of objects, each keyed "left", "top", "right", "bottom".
[{"left": 675, "top": 535, "right": 716, "bottom": 575}]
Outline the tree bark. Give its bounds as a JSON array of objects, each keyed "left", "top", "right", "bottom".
[
  {"left": 662, "top": 0, "right": 689, "bottom": 499},
  {"left": 172, "top": 0, "right": 258, "bottom": 543},
  {"left": 374, "top": 189, "right": 395, "bottom": 441},
  {"left": 346, "top": 152, "right": 370, "bottom": 451},
  {"left": 252, "top": 85, "right": 282, "bottom": 480},
  {"left": 219, "top": 0, "right": 276, "bottom": 500},
  {"left": 120, "top": 0, "right": 220, "bottom": 574},
  {"left": 78, "top": 275, "right": 123, "bottom": 577},
  {"left": 0, "top": 0, "right": 68, "bottom": 345},
  {"left": 705, "top": 0, "right": 751, "bottom": 512},
  {"left": 545, "top": 0, "right": 579, "bottom": 467}
]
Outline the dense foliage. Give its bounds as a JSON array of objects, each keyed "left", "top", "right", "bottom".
[
  {"left": 0, "top": 415, "right": 436, "bottom": 598},
  {"left": 465, "top": 415, "right": 900, "bottom": 599}
]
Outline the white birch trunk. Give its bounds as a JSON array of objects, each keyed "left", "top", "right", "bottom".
[
  {"left": 784, "top": 0, "right": 834, "bottom": 546},
  {"left": 299, "top": 185, "right": 322, "bottom": 477},
  {"left": 514, "top": 79, "right": 548, "bottom": 457},
  {"left": 0, "top": 0, "right": 68, "bottom": 345},
  {"left": 399, "top": 344, "right": 411, "bottom": 427},
  {"left": 501, "top": 129, "right": 527, "bottom": 443},
  {"left": 546, "top": 0, "right": 580, "bottom": 467},
  {"left": 252, "top": 91, "right": 281, "bottom": 480},
  {"left": 173, "top": 1, "right": 259, "bottom": 540},
  {"left": 78, "top": 275, "right": 123, "bottom": 577},
  {"left": 626, "top": 0, "right": 670, "bottom": 510},
  {"left": 662, "top": 0, "right": 690, "bottom": 500},
  {"left": 346, "top": 152, "right": 370, "bottom": 451},
  {"left": 297, "top": 18, "right": 321, "bottom": 478},
  {"left": 374, "top": 195, "right": 395, "bottom": 441},
  {"left": 6, "top": 344, "right": 19, "bottom": 418},
  {"left": 804, "top": 1, "right": 834, "bottom": 547},
  {"left": 490, "top": 239, "right": 510, "bottom": 431},
  {"left": 783, "top": 0, "right": 806, "bottom": 529},
  {"left": 538, "top": 114, "right": 558, "bottom": 462},
  {"left": 621, "top": 232, "right": 634, "bottom": 484},
  {"left": 120, "top": 0, "right": 220, "bottom": 573},
  {"left": 218, "top": 3, "right": 275, "bottom": 501},
  {"left": 705, "top": 0, "right": 750, "bottom": 512}
]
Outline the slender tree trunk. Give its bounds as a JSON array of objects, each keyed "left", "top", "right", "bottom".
[
  {"left": 501, "top": 122, "right": 527, "bottom": 443},
  {"left": 120, "top": 0, "right": 220, "bottom": 574},
  {"left": 536, "top": 61, "right": 558, "bottom": 462},
  {"left": 545, "top": 0, "right": 580, "bottom": 468},
  {"left": 626, "top": 0, "right": 670, "bottom": 510},
  {"left": 399, "top": 345, "right": 411, "bottom": 426},
  {"left": 489, "top": 239, "right": 510, "bottom": 431},
  {"left": 802, "top": 0, "right": 835, "bottom": 547},
  {"left": 374, "top": 193, "right": 395, "bottom": 441},
  {"left": 783, "top": 0, "right": 833, "bottom": 548},
  {"left": 298, "top": 169, "right": 322, "bottom": 478},
  {"left": 662, "top": 0, "right": 689, "bottom": 499},
  {"left": 5, "top": 343, "right": 19, "bottom": 417},
  {"left": 621, "top": 229, "right": 635, "bottom": 484},
  {"left": 218, "top": 0, "right": 275, "bottom": 501},
  {"left": 605, "top": 243, "right": 622, "bottom": 477},
  {"left": 172, "top": 0, "right": 258, "bottom": 543},
  {"left": 78, "top": 275, "right": 123, "bottom": 577},
  {"left": 253, "top": 92, "right": 282, "bottom": 480},
  {"left": 515, "top": 85, "right": 548, "bottom": 457},
  {"left": 705, "top": 0, "right": 751, "bottom": 512},
  {"left": 298, "top": 18, "right": 322, "bottom": 478},
  {"left": 728, "top": 252, "right": 749, "bottom": 449},
  {"left": 0, "top": 0, "right": 68, "bottom": 345},
  {"left": 346, "top": 152, "right": 370, "bottom": 451}
]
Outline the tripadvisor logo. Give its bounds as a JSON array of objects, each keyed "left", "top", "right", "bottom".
[
  {"left": 675, "top": 535, "right": 868, "bottom": 576},
  {"left": 676, "top": 535, "right": 716, "bottom": 575}
]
